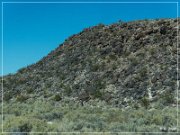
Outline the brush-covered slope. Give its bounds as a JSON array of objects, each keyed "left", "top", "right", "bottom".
[{"left": 2, "top": 18, "right": 179, "bottom": 107}]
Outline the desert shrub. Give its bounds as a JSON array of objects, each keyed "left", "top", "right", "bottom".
[
  {"left": 162, "top": 116, "right": 174, "bottom": 127},
  {"left": 109, "top": 54, "right": 117, "bottom": 60},
  {"left": 91, "top": 64, "right": 100, "bottom": 72},
  {"left": 149, "top": 47, "right": 156, "bottom": 55},
  {"left": 4, "top": 117, "right": 32, "bottom": 132},
  {"left": 73, "top": 83, "right": 80, "bottom": 90},
  {"left": 26, "top": 88, "right": 34, "bottom": 94},
  {"left": 43, "top": 90, "right": 52, "bottom": 98},
  {"left": 18, "top": 67, "right": 26, "bottom": 74},
  {"left": 151, "top": 113, "right": 163, "bottom": 125},
  {"left": 73, "top": 122, "right": 83, "bottom": 131},
  {"left": 128, "top": 55, "right": 138, "bottom": 66},
  {"left": 110, "top": 122, "right": 138, "bottom": 132},
  {"left": 32, "top": 100, "right": 54, "bottom": 114},
  {"left": 4, "top": 92, "right": 13, "bottom": 101},
  {"left": 131, "top": 58, "right": 138, "bottom": 66},
  {"left": 123, "top": 50, "right": 131, "bottom": 57},
  {"left": 45, "top": 82, "right": 52, "bottom": 88},
  {"left": 92, "top": 90, "right": 103, "bottom": 99},
  {"left": 16, "top": 94, "right": 28, "bottom": 102},
  {"left": 137, "top": 52, "right": 145, "bottom": 58},
  {"left": 139, "top": 66, "right": 148, "bottom": 76},
  {"left": 99, "top": 61, "right": 106, "bottom": 71},
  {"left": 112, "top": 63, "right": 117, "bottom": 70},
  {"left": 53, "top": 94, "right": 62, "bottom": 101},
  {"left": 97, "top": 23, "right": 105, "bottom": 28},
  {"left": 86, "top": 119, "right": 105, "bottom": 131},
  {"left": 96, "top": 80, "right": 106, "bottom": 89},
  {"left": 57, "top": 72, "right": 66, "bottom": 80},
  {"left": 64, "top": 86, "right": 72, "bottom": 96},
  {"left": 160, "top": 91, "right": 174, "bottom": 105},
  {"left": 133, "top": 103, "right": 140, "bottom": 110},
  {"left": 3, "top": 116, "right": 50, "bottom": 132},
  {"left": 2, "top": 79, "right": 10, "bottom": 89},
  {"left": 38, "top": 111, "right": 64, "bottom": 121},
  {"left": 16, "top": 77, "right": 26, "bottom": 84},
  {"left": 140, "top": 97, "right": 150, "bottom": 109}
]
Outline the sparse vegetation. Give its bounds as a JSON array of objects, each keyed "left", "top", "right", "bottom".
[
  {"left": 1, "top": 18, "right": 178, "bottom": 132},
  {"left": 2, "top": 101, "right": 178, "bottom": 132}
]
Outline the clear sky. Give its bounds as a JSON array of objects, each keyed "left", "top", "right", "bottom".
[{"left": 0, "top": 0, "right": 178, "bottom": 75}]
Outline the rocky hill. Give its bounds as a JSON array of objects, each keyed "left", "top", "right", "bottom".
[
  {"left": 1, "top": 18, "right": 179, "bottom": 133},
  {"left": 2, "top": 18, "right": 179, "bottom": 107}
]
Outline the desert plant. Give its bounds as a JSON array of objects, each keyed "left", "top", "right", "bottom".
[
  {"left": 16, "top": 94, "right": 28, "bottom": 102},
  {"left": 64, "top": 85, "right": 72, "bottom": 96},
  {"left": 92, "top": 90, "right": 103, "bottom": 99},
  {"left": 53, "top": 94, "right": 62, "bottom": 101},
  {"left": 109, "top": 54, "right": 117, "bottom": 60},
  {"left": 91, "top": 64, "right": 100, "bottom": 72},
  {"left": 26, "top": 88, "right": 34, "bottom": 94},
  {"left": 140, "top": 97, "right": 150, "bottom": 109},
  {"left": 129, "top": 57, "right": 138, "bottom": 66},
  {"left": 18, "top": 67, "right": 26, "bottom": 74},
  {"left": 3, "top": 116, "right": 50, "bottom": 132},
  {"left": 4, "top": 92, "right": 13, "bottom": 101},
  {"left": 149, "top": 47, "right": 156, "bottom": 55},
  {"left": 139, "top": 66, "right": 148, "bottom": 77},
  {"left": 160, "top": 91, "right": 174, "bottom": 105}
]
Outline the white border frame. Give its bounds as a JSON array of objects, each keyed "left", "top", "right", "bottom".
[{"left": 1, "top": 1, "right": 179, "bottom": 134}]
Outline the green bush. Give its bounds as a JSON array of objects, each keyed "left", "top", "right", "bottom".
[
  {"left": 93, "top": 90, "right": 103, "bottom": 99},
  {"left": 91, "top": 64, "right": 100, "bottom": 72},
  {"left": 16, "top": 77, "right": 26, "bottom": 84},
  {"left": 112, "top": 63, "right": 117, "bottom": 70},
  {"left": 18, "top": 67, "right": 26, "bottom": 74},
  {"left": 149, "top": 47, "right": 156, "bottom": 55},
  {"left": 140, "top": 97, "right": 150, "bottom": 109},
  {"left": 152, "top": 114, "right": 163, "bottom": 125},
  {"left": 130, "top": 57, "right": 138, "bottom": 66},
  {"left": 109, "top": 54, "right": 117, "bottom": 60},
  {"left": 64, "top": 85, "right": 72, "bottom": 96},
  {"left": 26, "top": 88, "right": 34, "bottom": 94},
  {"left": 4, "top": 92, "right": 13, "bottom": 101},
  {"left": 160, "top": 91, "right": 174, "bottom": 105},
  {"left": 53, "top": 94, "right": 62, "bottom": 101},
  {"left": 139, "top": 66, "right": 148, "bottom": 76},
  {"left": 4, "top": 116, "right": 51, "bottom": 132},
  {"left": 16, "top": 94, "right": 28, "bottom": 102}
]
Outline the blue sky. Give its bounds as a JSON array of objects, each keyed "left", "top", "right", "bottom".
[{"left": 0, "top": 0, "right": 178, "bottom": 75}]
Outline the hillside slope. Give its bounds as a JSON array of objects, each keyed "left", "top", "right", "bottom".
[{"left": 2, "top": 19, "right": 178, "bottom": 107}]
